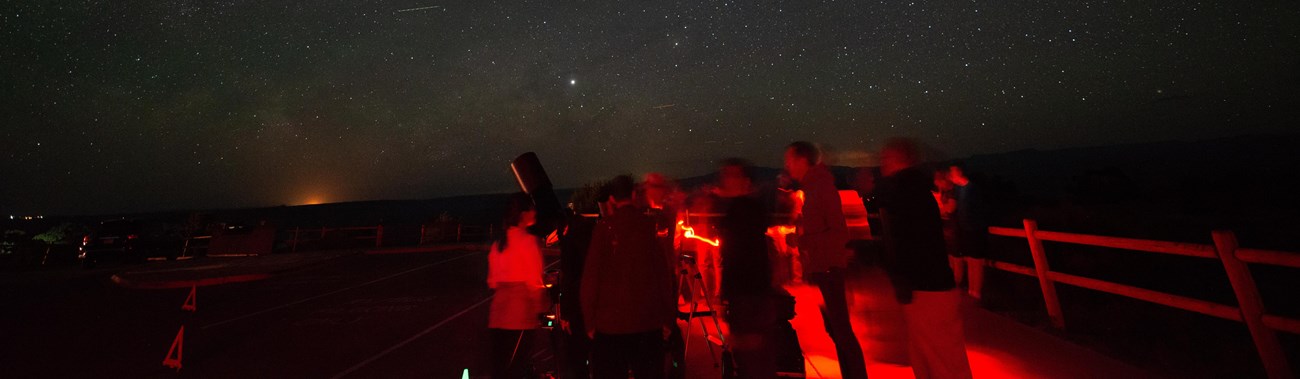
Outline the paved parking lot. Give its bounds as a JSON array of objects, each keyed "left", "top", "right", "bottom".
[{"left": 0, "top": 249, "right": 533, "bottom": 378}]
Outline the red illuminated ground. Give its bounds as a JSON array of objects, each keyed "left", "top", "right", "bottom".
[{"left": 679, "top": 273, "right": 1153, "bottom": 379}]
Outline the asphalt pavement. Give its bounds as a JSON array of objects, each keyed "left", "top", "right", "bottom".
[{"left": 0, "top": 248, "right": 524, "bottom": 378}]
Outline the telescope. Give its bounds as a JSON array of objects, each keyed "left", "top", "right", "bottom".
[{"left": 510, "top": 152, "right": 564, "bottom": 237}]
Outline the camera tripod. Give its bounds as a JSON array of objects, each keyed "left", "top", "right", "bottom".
[{"left": 675, "top": 252, "right": 729, "bottom": 371}]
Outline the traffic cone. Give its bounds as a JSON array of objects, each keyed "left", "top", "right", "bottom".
[
  {"left": 162, "top": 325, "right": 184, "bottom": 371},
  {"left": 181, "top": 285, "right": 196, "bottom": 312}
]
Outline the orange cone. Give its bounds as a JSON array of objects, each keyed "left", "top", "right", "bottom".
[
  {"left": 162, "top": 325, "right": 184, "bottom": 371},
  {"left": 181, "top": 285, "right": 196, "bottom": 312}
]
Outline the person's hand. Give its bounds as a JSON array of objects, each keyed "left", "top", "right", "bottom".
[
  {"left": 560, "top": 320, "right": 571, "bottom": 333},
  {"left": 662, "top": 325, "right": 673, "bottom": 340},
  {"left": 587, "top": 329, "right": 596, "bottom": 339}
]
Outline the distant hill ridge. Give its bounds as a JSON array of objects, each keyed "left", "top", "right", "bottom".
[{"left": 62, "top": 133, "right": 1299, "bottom": 228}]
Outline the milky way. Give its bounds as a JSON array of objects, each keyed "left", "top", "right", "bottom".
[{"left": 3, "top": 0, "right": 1298, "bottom": 214}]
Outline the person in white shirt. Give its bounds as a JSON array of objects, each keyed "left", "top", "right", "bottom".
[{"left": 487, "top": 193, "right": 546, "bottom": 379}]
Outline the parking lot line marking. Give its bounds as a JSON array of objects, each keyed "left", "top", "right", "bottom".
[
  {"left": 330, "top": 295, "right": 494, "bottom": 379},
  {"left": 201, "top": 251, "right": 482, "bottom": 330},
  {"left": 331, "top": 260, "right": 559, "bottom": 378}
]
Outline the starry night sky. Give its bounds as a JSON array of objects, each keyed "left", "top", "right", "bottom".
[{"left": 3, "top": 1, "right": 1298, "bottom": 215}]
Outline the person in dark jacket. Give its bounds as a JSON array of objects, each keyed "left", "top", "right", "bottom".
[
  {"left": 714, "top": 158, "right": 779, "bottom": 378},
  {"left": 557, "top": 203, "right": 598, "bottom": 379},
  {"left": 877, "top": 138, "right": 972, "bottom": 379},
  {"left": 640, "top": 172, "right": 687, "bottom": 379},
  {"left": 784, "top": 141, "right": 869, "bottom": 379},
  {"left": 582, "top": 175, "right": 676, "bottom": 379},
  {"left": 947, "top": 164, "right": 989, "bottom": 301}
]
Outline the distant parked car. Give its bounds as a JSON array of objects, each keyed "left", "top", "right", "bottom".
[{"left": 79, "top": 219, "right": 184, "bottom": 268}]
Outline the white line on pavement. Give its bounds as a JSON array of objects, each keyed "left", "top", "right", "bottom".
[
  {"left": 202, "top": 251, "right": 482, "bottom": 330},
  {"left": 330, "top": 295, "right": 494, "bottom": 379},
  {"left": 331, "top": 260, "right": 561, "bottom": 378}
]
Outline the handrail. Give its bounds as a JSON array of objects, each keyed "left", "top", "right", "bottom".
[
  {"left": 1237, "top": 248, "right": 1300, "bottom": 269},
  {"left": 989, "top": 227, "right": 1216, "bottom": 258},
  {"left": 987, "top": 260, "right": 1244, "bottom": 321},
  {"left": 985, "top": 219, "right": 1299, "bottom": 379}
]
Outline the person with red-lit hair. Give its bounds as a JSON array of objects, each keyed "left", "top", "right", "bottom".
[
  {"left": 640, "top": 172, "right": 688, "bottom": 379},
  {"left": 486, "top": 192, "right": 547, "bottom": 379}
]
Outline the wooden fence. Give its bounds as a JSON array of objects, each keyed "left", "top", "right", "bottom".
[
  {"left": 419, "top": 223, "right": 495, "bottom": 245},
  {"left": 290, "top": 225, "right": 384, "bottom": 252},
  {"left": 986, "top": 219, "right": 1299, "bottom": 379}
]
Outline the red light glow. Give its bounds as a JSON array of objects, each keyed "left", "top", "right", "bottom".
[
  {"left": 783, "top": 283, "right": 1042, "bottom": 379},
  {"left": 678, "top": 221, "right": 720, "bottom": 247}
]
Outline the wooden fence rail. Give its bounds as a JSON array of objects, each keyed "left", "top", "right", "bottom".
[
  {"left": 290, "top": 225, "right": 383, "bottom": 252},
  {"left": 987, "top": 219, "right": 1298, "bottom": 379},
  {"left": 419, "top": 223, "right": 495, "bottom": 245}
]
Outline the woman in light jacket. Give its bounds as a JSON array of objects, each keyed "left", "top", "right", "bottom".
[{"left": 487, "top": 193, "right": 546, "bottom": 379}]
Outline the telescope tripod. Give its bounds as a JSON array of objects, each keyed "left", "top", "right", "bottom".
[{"left": 676, "top": 252, "right": 729, "bottom": 372}]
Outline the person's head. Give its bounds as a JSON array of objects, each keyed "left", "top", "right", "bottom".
[
  {"left": 880, "top": 137, "right": 920, "bottom": 177},
  {"left": 947, "top": 164, "right": 970, "bottom": 186},
  {"left": 784, "top": 141, "right": 820, "bottom": 181},
  {"left": 717, "top": 158, "right": 754, "bottom": 196},
  {"left": 642, "top": 172, "right": 672, "bottom": 208},
  {"left": 934, "top": 169, "right": 954, "bottom": 192},
  {"left": 503, "top": 192, "right": 537, "bottom": 228},
  {"left": 604, "top": 175, "right": 636, "bottom": 205},
  {"left": 853, "top": 166, "right": 876, "bottom": 194}
]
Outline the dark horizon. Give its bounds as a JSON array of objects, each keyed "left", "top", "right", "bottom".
[{"left": 7, "top": 131, "right": 1297, "bottom": 219}]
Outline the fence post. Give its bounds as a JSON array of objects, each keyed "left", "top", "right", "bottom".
[
  {"left": 1214, "top": 230, "right": 1293, "bottom": 379},
  {"left": 375, "top": 225, "right": 384, "bottom": 248},
  {"left": 1024, "top": 219, "right": 1066, "bottom": 329},
  {"left": 457, "top": 223, "right": 463, "bottom": 242},
  {"left": 419, "top": 225, "right": 426, "bottom": 245},
  {"left": 292, "top": 227, "right": 300, "bottom": 253}
]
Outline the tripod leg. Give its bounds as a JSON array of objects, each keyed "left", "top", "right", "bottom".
[
  {"left": 697, "top": 313, "right": 719, "bottom": 367},
  {"left": 698, "top": 284, "right": 727, "bottom": 348},
  {"left": 690, "top": 273, "right": 721, "bottom": 367},
  {"left": 681, "top": 266, "right": 696, "bottom": 360}
]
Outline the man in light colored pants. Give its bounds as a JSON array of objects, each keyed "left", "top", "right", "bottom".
[
  {"left": 878, "top": 138, "right": 974, "bottom": 379},
  {"left": 903, "top": 290, "right": 971, "bottom": 379}
]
